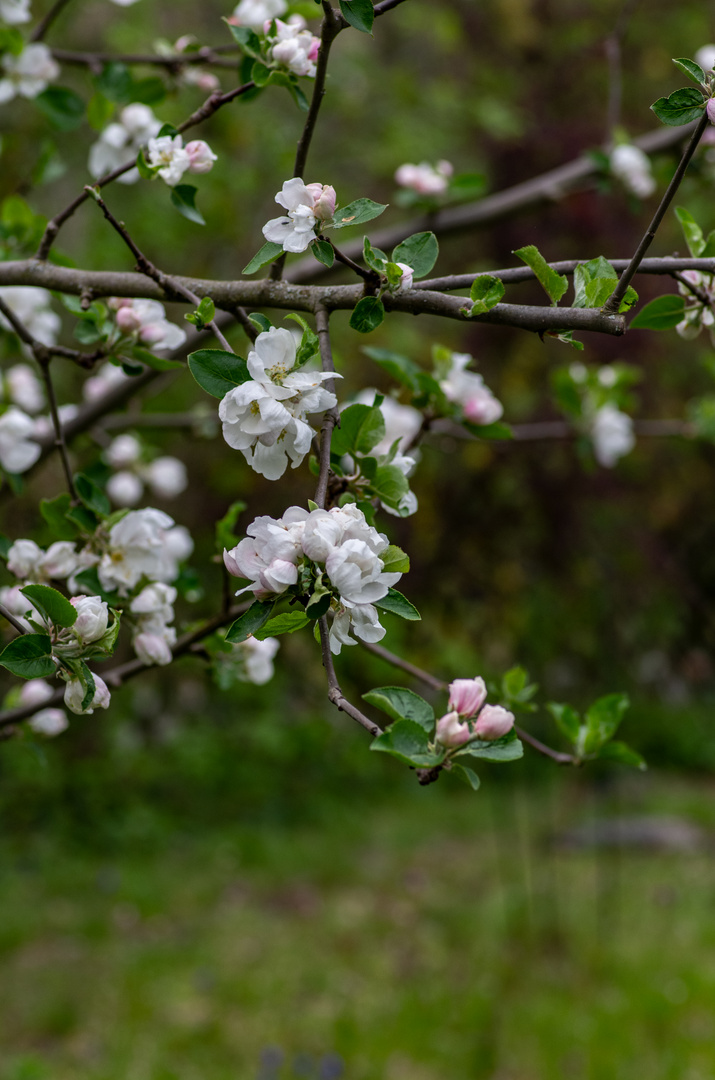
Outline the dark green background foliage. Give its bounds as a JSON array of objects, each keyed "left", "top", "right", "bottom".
[{"left": 2, "top": 0, "right": 715, "bottom": 1075}]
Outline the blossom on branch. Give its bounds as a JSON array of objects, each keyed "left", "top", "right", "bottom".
[
  {"left": 435, "top": 680, "right": 514, "bottom": 750},
  {"left": 590, "top": 403, "right": 635, "bottom": 468},
  {"left": 88, "top": 103, "right": 161, "bottom": 184},
  {"left": 0, "top": 0, "right": 31, "bottom": 24},
  {"left": 232, "top": 0, "right": 287, "bottom": 29},
  {"left": 394, "top": 160, "right": 452, "bottom": 196},
  {"left": 0, "top": 406, "right": 42, "bottom": 473},
  {"left": 267, "top": 19, "right": 320, "bottom": 78},
  {"left": 145, "top": 134, "right": 216, "bottom": 187},
  {"left": 98, "top": 508, "right": 193, "bottom": 594},
  {"left": 219, "top": 326, "right": 338, "bottom": 480},
  {"left": 609, "top": 144, "right": 656, "bottom": 199},
  {"left": 0, "top": 43, "right": 59, "bottom": 103},
  {"left": 110, "top": 297, "right": 187, "bottom": 352},
  {"left": 262, "top": 178, "right": 336, "bottom": 253},
  {"left": 0, "top": 286, "right": 61, "bottom": 348},
  {"left": 439, "top": 352, "right": 503, "bottom": 425}
]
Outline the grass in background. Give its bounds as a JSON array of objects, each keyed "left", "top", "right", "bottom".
[{"left": 2, "top": 766, "right": 715, "bottom": 1080}]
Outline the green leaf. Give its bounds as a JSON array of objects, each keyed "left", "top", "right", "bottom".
[
  {"left": 65, "top": 504, "right": 99, "bottom": 534},
  {"left": 332, "top": 198, "right": 387, "bottom": 229},
  {"left": 332, "top": 403, "right": 385, "bottom": 456},
  {"left": 597, "top": 740, "right": 647, "bottom": 770},
  {"left": 462, "top": 420, "right": 513, "bottom": 440},
  {"left": 380, "top": 544, "right": 410, "bottom": 574},
  {"left": 75, "top": 473, "right": 110, "bottom": 517},
  {"left": 249, "top": 313, "right": 272, "bottom": 334},
  {"left": 339, "top": 0, "right": 374, "bottom": 34},
  {"left": 170, "top": 184, "right": 205, "bottom": 226},
  {"left": 225, "top": 22, "right": 263, "bottom": 58},
  {"left": 362, "top": 346, "right": 421, "bottom": 391},
  {"left": 215, "top": 500, "right": 247, "bottom": 553},
  {"left": 40, "top": 493, "right": 78, "bottom": 541},
  {"left": 374, "top": 588, "right": 420, "bottom": 621},
  {"left": 95, "top": 62, "right": 132, "bottom": 103},
  {"left": 547, "top": 701, "right": 581, "bottom": 742},
  {"left": 363, "top": 237, "right": 388, "bottom": 273},
  {"left": 242, "top": 240, "right": 284, "bottom": 275},
  {"left": 349, "top": 296, "right": 385, "bottom": 333},
  {"left": 129, "top": 77, "right": 166, "bottom": 106},
  {"left": 370, "top": 463, "right": 409, "bottom": 507},
  {"left": 583, "top": 692, "right": 630, "bottom": 753},
  {"left": 392, "top": 232, "right": 438, "bottom": 279},
  {"left": 513, "top": 244, "right": 568, "bottom": 305},
  {"left": 225, "top": 600, "right": 275, "bottom": 644},
  {"left": 570, "top": 256, "right": 638, "bottom": 313},
  {"left": 20, "top": 585, "right": 77, "bottom": 629},
  {"left": 87, "top": 92, "right": 115, "bottom": 132},
  {"left": 136, "top": 148, "right": 156, "bottom": 180},
  {"left": 371, "top": 719, "right": 444, "bottom": 767},
  {"left": 129, "top": 345, "right": 184, "bottom": 372},
  {"left": 672, "top": 58, "right": 707, "bottom": 86},
  {"left": 629, "top": 295, "right": 685, "bottom": 330},
  {"left": 156, "top": 122, "right": 179, "bottom": 139},
  {"left": 34, "top": 87, "right": 85, "bottom": 131},
  {"left": 251, "top": 60, "right": 273, "bottom": 88},
  {"left": 467, "top": 274, "right": 505, "bottom": 314},
  {"left": 285, "top": 313, "right": 319, "bottom": 367},
  {"left": 254, "top": 611, "right": 311, "bottom": 639},
  {"left": 675, "top": 206, "right": 705, "bottom": 257},
  {"left": 452, "top": 763, "right": 481, "bottom": 790},
  {"left": 77, "top": 659, "right": 96, "bottom": 712},
  {"left": 0, "top": 634, "right": 55, "bottom": 679},
  {"left": 188, "top": 349, "right": 250, "bottom": 398},
  {"left": 456, "top": 733, "right": 524, "bottom": 763},
  {"left": 185, "top": 296, "right": 215, "bottom": 329},
  {"left": 650, "top": 86, "right": 705, "bottom": 126},
  {"left": 362, "top": 686, "right": 434, "bottom": 732},
  {"left": 311, "top": 239, "right": 335, "bottom": 267}
]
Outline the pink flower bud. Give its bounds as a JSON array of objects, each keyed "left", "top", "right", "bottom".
[
  {"left": 306, "top": 182, "right": 336, "bottom": 222},
  {"left": 115, "top": 306, "right": 142, "bottom": 333},
  {"left": 448, "top": 677, "right": 487, "bottom": 718},
  {"left": 707, "top": 98, "right": 715, "bottom": 126},
  {"left": 474, "top": 704, "right": 514, "bottom": 741},
  {"left": 395, "top": 262, "right": 414, "bottom": 291},
  {"left": 435, "top": 710, "right": 472, "bottom": 748},
  {"left": 307, "top": 36, "right": 319, "bottom": 62},
  {"left": 185, "top": 140, "right": 217, "bottom": 174}
]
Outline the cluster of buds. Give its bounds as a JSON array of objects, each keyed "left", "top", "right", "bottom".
[
  {"left": 103, "top": 433, "right": 188, "bottom": 508},
  {"left": 266, "top": 18, "right": 320, "bottom": 79},
  {"left": 395, "top": 160, "right": 453, "bottom": 196},
  {"left": 129, "top": 582, "right": 177, "bottom": 666},
  {"left": 89, "top": 103, "right": 162, "bottom": 184},
  {"left": 145, "top": 133, "right": 217, "bottom": 187},
  {"left": 436, "top": 678, "right": 514, "bottom": 748},
  {"left": 109, "top": 297, "right": 187, "bottom": 353}
]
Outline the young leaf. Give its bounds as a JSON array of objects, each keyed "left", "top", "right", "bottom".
[
  {"left": 392, "top": 232, "right": 439, "bottom": 279},
  {"left": 339, "top": 0, "right": 374, "bottom": 34},
  {"left": 362, "top": 346, "right": 421, "bottom": 391},
  {"left": 311, "top": 239, "right": 334, "bottom": 267},
  {"left": 242, "top": 240, "right": 284, "bottom": 275},
  {"left": 583, "top": 692, "right": 630, "bottom": 753},
  {"left": 0, "top": 634, "right": 56, "bottom": 679},
  {"left": 374, "top": 588, "right": 421, "bottom": 621},
  {"left": 20, "top": 585, "right": 77, "bottom": 629},
  {"left": 170, "top": 184, "right": 205, "bottom": 225},
  {"left": 253, "top": 611, "right": 311, "bottom": 639},
  {"left": 215, "top": 500, "right": 247, "bottom": 553},
  {"left": 650, "top": 87, "right": 705, "bottom": 126},
  {"left": 371, "top": 719, "right": 443, "bottom": 767},
  {"left": 40, "top": 493, "right": 78, "bottom": 540},
  {"left": 370, "top": 463, "right": 409, "bottom": 506},
  {"left": 285, "top": 313, "right": 320, "bottom": 367},
  {"left": 629, "top": 295, "right": 685, "bottom": 330},
  {"left": 547, "top": 701, "right": 581, "bottom": 742},
  {"left": 672, "top": 58, "right": 707, "bottom": 86},
  {"left": 456, "top": 733, "right": 524, "bottom": 762},
  {"left": 129, "top": 345, "right": 184, "bottom": 372},
  {"left": 380, "top": 544, "right": 410, "bottom": 574},
  {"left": 331, "top": 403, "right": 385, "bottom": 457},
  {"left": 363, "top": 237, "right": 388, "bottom": 273},
  {"left": 75, "top": 473, "right": 110, "bottom": 516},
  {"left": 349, "top": 296, "right": 385, "bottom": 333},
  {"left": 452, "top": 763, "right": 481, "bottom": 790},
  {"left": 597, "top": 740, "right": 647, "bottom": 770},
  {"left": 468, "top": 274, "right": 505, "bottom": 315},
  {"left": 184, "top": 296, "right": 215, "bottom": 328},
  {"left": 225, "top": 600, "right": 275, "bottom": 644},
  {"left": 362, "top": 685, "right": 434, "bottom": 731},
  {"left": 513, "top": 244, "right": 568, "bottom": 305},
  {"left": 332, "top": 198, "right": 387, "bottom": 229},
  {"left": 188, "top": 349, "right": 250, "bottom": 397},
  {"left": 675, "top": 206, "right": 705, "bottom": 257},
  {"left": 34, "top": 87, "right": 85, "bottom": 131}
]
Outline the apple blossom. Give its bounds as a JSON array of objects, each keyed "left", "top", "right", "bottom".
[
  {"left": 32, "top": 403, "right": 78, "bottom": 442},
  {"left": 143, "top": 456, "right": 188, "bottom": 499},
  {"left": 146, "top": 134, "right": 192, "bottom": 187},
  {"left": 439, "top": 352, "right": 503, "bottom": 425},
  {"left": 0, "top": 0, "right": 31, "bottom": 24},
  {"left": 695, "top": 45, "right": 715, "bottom": 73},
  {"left": 268, "top": 19, "right": 319, "bottom": 78},
  {"left": 609, "top": 144, "right": 656, "bottom": 199},
  {"left": 70, "top": 595, "right": 110, "bottom": 644},
  {"left": 352, "top": 391, "right": 423, "bottom": 457},
  {"left": 232, "top": 0, "right": 286, "bottom": 29},
  {"left": 106, "top": 471, "right": 143, "bottom": 507},
  {"left": 0, "top": 584, "right": 39, "bottom": 630},
  {"left": 4, "top": 364, "right": 44, "bottom": 414},
  {"left": 64, "top": 673, "right": 111, "bottom": 715},
  {"left": 18, "top": 679, "right": 54, "bottom": 708},
  {"left": 234, "top": 635, "right": 280, "bottom": 685},
  {"left": 474, "top": 704, "right": 515, "bottom": 741},
  {"left": 110, "top": 298, "right": 187, "bottom": 352},
  {"left": 28, "top": 708, "right": 69, "bottom": 737},
  {"left": 41, "top": 542, "right": 81, "bottom": 580},
  {"left": 185, "top": 140, "right": 218, "bottom": 173},
  {"left": 325, "top": 539, "right": 401, "bottom": 606},
  {"left": 394, "top": 263, "right": 414, "bottom": 291},
  {"left": 105, "top": 434, "right": 142, "bottom": 468},
  {"left": 0, "top": 286, "right": 60, "bottom": 348},
  {"left": 394, "top": 160, "right": 453, "bottom": 195},
  {"left": 133, "top": 630, "right": 174, "bottom": 666},
  {"left": 435, "top": 710, "right": 472, "bottom": 748},
  {"left": 83, "top": 362, "right": 132, "bottom": 402},
  {"left": 590, "top": 404, "right": 635, "bottom": 468},
  {"left": 98, "top": 508, "right": 191, "bottom": 594},
  {"left": 708, "top": 99, "right": 715, "bottom": 127},
  {"left": 262, "top": 178, "right": 336, "bottom": 253},
  {"left": 448, "top": 677, "right": 488, "bottom": 719},
  {"left": 0, "top": 43, "right": 60, "bottom": 103},
  {"left": 0, "top": 407, "right": 42, "bottom": 473},
  {"left": 6, "top": 538, "right": 43, "bottom": 580},
  {"left": 88, "top": 103, "right": 161, "bottom": 184}
]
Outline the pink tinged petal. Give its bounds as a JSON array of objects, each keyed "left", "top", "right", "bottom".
[
  {"left": 448, "top": 677, "right": 488, "bottom": 719},
  {"left": 474, "top": 704, "right": 515, "bottom": 741},
  {"left": 275, "top": 177, "right": 315, "bottom": 212},
  {"left": 436, "top": 710, "right": 472, "bottom": 748}
]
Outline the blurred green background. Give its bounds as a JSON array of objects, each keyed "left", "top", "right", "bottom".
[{"left": 3, "top": 0, "right": 715, "bottom": 1075}]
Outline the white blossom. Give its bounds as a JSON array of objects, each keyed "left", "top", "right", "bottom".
[
  {"left": 0, "top": 43, "right": 60, "bottom": 103},
  {"left": 0, "top": 286, "right": 60, "bottom": 347},
  {"left": 111, "top": 297, "right": 186, "bottom": 352},
  {"left": 105, "top": 433, "right": 142, "bottom": 469},
  {"left": 219, "top": 326, "right": 338, "bottom": 480},
  {"left": 64, "top": 673, "right": 110, "bottom": 715},
  {"left": 18, "top": 678, "right": 54, "bottom": 708},
  {"left": 4, "top": 364, "right": 44, "bottom": 413},
  {"left": 133, "top": 630, "right": 174, "bottom": 666},
  {"left": 185, "top": 140, "right": 217, "bottom": 173},
  {"left": 394, "top": 262, "right": 414, "bottom": 291},
  {"left": 32, "top": 403, "right": 78, "bottom": 442},
  {"left": 70, "top": 595, "right": 109, "bottom": 644},
  {"left": 394, "top": 160, "right": 453, "bottom": 195},
  {"left": 232, "top": 0, "right": 286, "bottom": 29},
  {"left": 29, "top": 708, "right": 69, "bottom": 737},
  {"left": 41, "top": 541, "right": 80, "bottom": 580},
  {"left": 590, "top": 404, "right": 635, "bottom": 468},
  {"left": 88, "top": 103, "right": 161, "bottom": 184},
  {"left": 610, "top": 144, "right": 656, "bottom": 199},
  {"left": 0, "top": 583, "right": 38, "bottom": 629},
  {"left": 146, "top": 134, "right": 192, "bottom": 186},
  {"left": 262, "top": 178, "right": 335, "bottom": 253},
  {"left": 268, "top": 19, "right": 319, "bottom": 78},
  {"left": 0, "top": 406, "right": 41, "bottom": 473},
  {"left": 440, "top": 352, "right": 503, "bottom": 425},
  {"left": 98, "top": 508, "right": 191, "bottom": 594},
  {"left": 143, "top": 456, "right": 188, "bottom": 499},
  {"left": 106, "top": 470, "right": 144, "bottom": 507},
  {"left": 236, "top": 635, "right": 279, "bottom": 684},
  {"left": 6, "top": 538, "right": 42, "bottom": 579},
  {"left": 83, "top": 362, "right": 132, "bottom": 402},
  {"left": 695, "top": 45, "right": 715, "bottom": 73},
  {"left": 0, "top": 0, "right": 31, "bottom": 24}
]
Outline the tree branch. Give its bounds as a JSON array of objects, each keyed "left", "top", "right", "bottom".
[
  {"left": 314, "top": 306, "right": 339, "bottom": 509},
  {"left": 30, "top": 0, "right": 73, "bottom": 41},
  {"left": 317, "top": 616, "right": 383, "bottom": 738}
]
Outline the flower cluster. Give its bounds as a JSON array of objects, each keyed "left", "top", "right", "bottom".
[
  {"left": 104, "top": 433, "right": 188, "bottom": 507},
  {"left": 0, "top": 286, "right": 61, "bottom": 349},
  {"left": 88, "top": 103, "right": 161, "bottom": 184},
  {"left": 215, "top": 635, "right": 280, "bottom": 686},
  {"left": 348, "top": 390, "right": 422, "bottom": 517},
  {"left": 0, "top": 43, "right": 59, "bottom": 103},
  {"left": 224, "top": 503, "right": 403, "bottom": 653},
  {"left": 590, "top": 402, "right": 635, "bottom": 468},
  {"left": 564, "top": 361, "right": 636, "bottom": 468},
  {"left": 439, "top": 351, "right": 504, "bottom": 425},
  {"left": 98, "top": 508, "right": 193, "bottom": 595},
  {"left": 129, "top": 582, "right": 177, "bottom": 666},
  {"left": 267, "top": 18, "right": 320, "bottom": 79},
  {"left": 395, "top": 160, "right": 453, "bottom": 196},
  {"left": 109, "top": 297, "right": 187, "bottom": 353},
  {"left": 609, "top": 144, "right": 656, "bottom": 199},
  {"left": 262, "top": 178, "right": 336, "bottom": 254},
  {"left": 0, "top": 0, "right": 31, "bottom": 24},
  {"left": 0, "top": 406, "right": 41, "bottom": 473},
  {"left": 145, "top": 134, "right": 217, "bottom": 187},
  {"left": 435, "top": 677, "right": 515, "bottom": 748},
  {"left": 16, "top": 679, "right": 68, "bottom": 737},
  {"left": 219, "top": 326, "right": 338, "bottom": 480},
  {"left": 232, "top": 0, "right": 286, "bottom": 28}
]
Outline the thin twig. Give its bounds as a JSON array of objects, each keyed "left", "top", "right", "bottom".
[
  {"left": 515, "top": 725, "right": 575, "bottom": 765},
  {"left": 327, "top": 237, "right": 381, "bottom": 286},
  {"left": 419, "top": 256, "right": 715, "bottom": 292},
  {"left": 0, "top": 603, "right": 30, "bottom": 637},
  {"left": 37, "top": 355, "right": 78, "bottom": 501},
  {"left": 50, "top": 46, "right": 240, "bottom": 69},
  {"left": 360, "top": 640, "right": 446, "bottom": 691},
  {"left": 318, "top": 616, "right": 383, "bottom": 738},
  {"left": 30, "top": 0, "right": 73, "bottom": 41},
  {"left": 603, "top": 109, "right": 711, "bottom": 314},
  {"left": 314, "top": 306, "right": 339, "bottom": 509}
]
